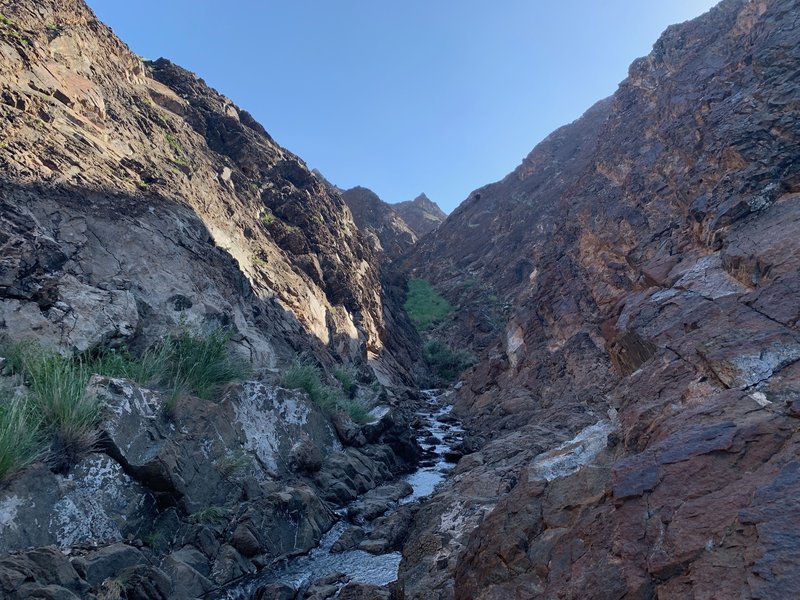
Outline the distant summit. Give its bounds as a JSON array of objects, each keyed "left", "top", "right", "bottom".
[
  {"left": 341, "top": 186, "right": 417, "bottom": 260},
  {"left": 393, "top": 193, "right": 446, "bottom": 237}
]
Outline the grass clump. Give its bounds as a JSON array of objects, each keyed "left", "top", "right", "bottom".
[
  {"left": 164, "top": 327, "right": 250, "bottom": 402},
  {"left": 5, "top": 343, "right": 102, "bottom": 461},
  {"left": 333, "top": 367, "right": 357, "bottom": 398},
  {"left": 281, "top": 361, "right": 370, "bottom": 424},
  {"left": 190, "top": 505, "right": 228, "bottom": 525},
  {"left": 216, "top": 451, "right": 251, "bottom": 480},
  {"left": 0, "top": 327, "right": 249, "bottom": 471},
  {"left": 404, "top": 279, "right": 453, "bottom": 330},
  {"left": 0, "top": 395, "right": 42, "bottom": 482},
  {"left": 423, "top": 339, "right": 475, "bottom": 383}
]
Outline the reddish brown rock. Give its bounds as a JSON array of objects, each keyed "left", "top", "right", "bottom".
[{"left": 400, "top": 0, "right": 800, "bottom": 598}]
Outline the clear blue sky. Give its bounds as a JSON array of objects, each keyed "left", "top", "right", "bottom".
[{"left": 86, "top": 0, "right": 719, "bottom": 213}]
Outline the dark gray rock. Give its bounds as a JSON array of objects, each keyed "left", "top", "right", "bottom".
[
  {"left": 346, "top": 482, "right": 413, "bottom": 524},
  {"left": 210, "top": 544, "right": 255, "bottom": 584},
  {"left": 330, "top": 526, "right": 365, "bottom": 554},
  {"left": 82, "top": 543, "right": 145, "bottom": 587},
  {"left": 161, "top": 554, "right": 214, "bottom": 599},
  {"left": 0, "top": 547, "right": 89, "bottom": 599},
  {"left": 338, "top": 582, "right": 392, "bottom": 600},
  {"left": 114, "top": 565, "right": 172, "bottom": 600},
  {"left": 254, "top": 581, "right": 297, "bottom": 600}
]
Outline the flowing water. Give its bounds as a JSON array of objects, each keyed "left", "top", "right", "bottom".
[{"left": 213, "top": 390, "right": 463, "bottom": 598}]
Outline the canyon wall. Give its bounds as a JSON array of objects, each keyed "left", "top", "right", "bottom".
[{"left": 401, "top": 0, "right": 800, "bottom": 597}]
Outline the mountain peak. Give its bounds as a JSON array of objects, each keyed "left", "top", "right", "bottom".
[{"left": 393, "top": 194, "right": 446, "bottom": 237}]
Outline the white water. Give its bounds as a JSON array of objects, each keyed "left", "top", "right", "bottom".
[{"left": 213, "top": 390, "right": 463, "bottom": 599}]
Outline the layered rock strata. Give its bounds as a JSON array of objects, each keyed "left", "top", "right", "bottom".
[
  {"left": 0, "top": 0, "right": 414, "bottom": 383},
  {"left": 401, "top": 0, "right": 800, "bottom": 597}
]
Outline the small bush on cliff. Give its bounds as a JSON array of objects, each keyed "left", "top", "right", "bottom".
[
  {"left": 282, "top": 361, "right": 370, "bottom": 424},
  {"left": 164, "top": 327, "right": 250, "bottom": 401},
  {"left": 423, "top": 339, "right": 475, "bottom": 383},
  {"left": 0, "top": 394, "right": 42, "bottom": 482},
  {"left": 404, "top": 278, "right": 452, "bottom": 330},
  {"left": 6, "top": 343, "right": 103, "bottom": 461},
  {"left": 333, "top": 366, "right": 357, "bottom": 398}
]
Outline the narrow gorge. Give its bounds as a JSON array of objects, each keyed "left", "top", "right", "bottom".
[{"left": 1, "top": 0, "right": 798, "bottom": 599}]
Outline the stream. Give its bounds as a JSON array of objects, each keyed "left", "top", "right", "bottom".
[{"left": 213, "top": 390, "right": 464, "bottom": 598}]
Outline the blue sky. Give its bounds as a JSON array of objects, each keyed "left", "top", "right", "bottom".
[{"left": 86, "top": 1, "right": 719, "bottom": 213}]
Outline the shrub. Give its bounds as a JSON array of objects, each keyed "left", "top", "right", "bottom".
[
  {"left": 404, "top": 279, "right": 452, "bottom": 330},
  {"left": 423, "top": 339, "right": 475, "bottom": 382},
  {"left": 0, "top": 394, "right": 42, "bottom": 482},
  {"left": 333, "top": 366, "right": 357, "bottom": 398},
  {"left": 282, "top": 361, "right": 370, "bottom": 423}
]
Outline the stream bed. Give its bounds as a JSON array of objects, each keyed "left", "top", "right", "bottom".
[{"left": 213, "top": 390, "right": 463, "bottom": 598}]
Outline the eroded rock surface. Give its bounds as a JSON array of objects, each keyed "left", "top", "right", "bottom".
[
  {"left": 401, "top": 0, "right": 800, "bottom": 597},
  {"left": 342, "top": 186, "right": 418, "bottom": 261},
  {"left": 0, "top": 0, "right": 416, "bottom": 383},
  {"left": 393, "top": 194, "right": 446, "bottom": 238}
]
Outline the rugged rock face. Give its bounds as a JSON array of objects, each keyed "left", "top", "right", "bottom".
[
  {"left": 0, "top": 0, "right": 414, "bottom": 383},
  {"left": 393, "top": 193, "right": 446, "bottom": 238},
  {"left": 401, "top": 0, "right": 800, "bottom": 597},
  {"left": 342, "top": 186, "right": 418, "bottom": 260},
  {"left": 0, "top": 374, "right": 419, "bottom": 597}
]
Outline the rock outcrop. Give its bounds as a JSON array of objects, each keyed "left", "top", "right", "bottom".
[
  {"left": 393, "top": 193, "right": 446, "bottom": 238},
  {"left": 342, "top": 186, "right": 418, "bottom": 260},
  {"left": 401, "top": 0, "right": 800, "bottom": 597},
  {"left": 0, "top": 0, "right": 414, "bottom": 384},
  {"left": 0, "top": 375, "right": 419, "bottom": 597}
]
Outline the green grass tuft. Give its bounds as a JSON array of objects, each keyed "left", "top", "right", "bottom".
[
  {"left": 333, "top": 367, "right": 357, "bottom": 398},
  {"left": 282, "top": 361, "right": 370, "bottom": 424},
  {"left": 6, "top": 343, "right": 102, "bottom": 459},
  {"left": 0, "top": 394, "right": 42, "bottom": 482},
  {"left": 190, "top": 505, "right": 228, "bottom": 525},
  {"left": 404, "top": 279, "right": 453, "bottom": 330},
  {"left": 1, "top": 327, "right": 249, "bottom": 471},
  {"left": 165, "top": 327, "right": 250, "bottom": 401}
]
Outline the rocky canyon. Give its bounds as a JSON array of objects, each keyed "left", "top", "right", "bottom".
[{"left": 0, "top": 0, "right": 798, "bottom": 599}]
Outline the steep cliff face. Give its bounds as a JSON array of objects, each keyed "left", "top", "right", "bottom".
[
  {"left": 401, "top": 0, "right": 800, "bottom": 597},
  {"left": 0, "top": 0, "right": 413, "bottom": 383},
  {"left": 393, "top": 193, "right": 446, "bottom": 237},
  {"left": 341, "top": 186, "right": 418, "bottom": 260}
]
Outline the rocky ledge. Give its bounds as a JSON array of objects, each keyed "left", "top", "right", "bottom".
[{"left": 0, "top": 375, "right": 420, "bottom": 599}]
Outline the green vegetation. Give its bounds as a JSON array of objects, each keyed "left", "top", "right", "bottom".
[
  {"left": 281, "top": 361, "right": 370, "bottom": 424},
  {"left": 0, "top": 394, "right": 41, "bottom": 482},
  {"left": 142, "top": 528, "right": 169, "bottom": 552},
  {"left": 423, "top": 339, "right": 475, "bottom": 383},
  {"left": 333, "top": 366, "right": 357, "bottom": 398},
  {"left": 164, "top": 133, "right": 189, "bottom": 168},
  {"left": 252, "top": 255, "right": 266, "bottom": 268},
  {"left": 0, "top": 327, "right": 249, "bottom": 476},
  {"left": 260, "top": 210, "right": 276, "bottom": 226},
  {"left": 45, "top": 23, "right": 61, "bottom": 40},
  {"left": 216, "top": 451, "right": 251, "bottom": 479},
  {"left": 164, "top": 327, "right": 250, "bottom": 402},
  {"left": 0, "top": 14, "right": 30, "bottom": 46},
  {"left": 6, "top": 343, "right": 103, "bottom": 460},
  {"left": 404, "top": 278, "right": 453, "bottom": 330},
  {"left": 190, "top": 505, "right": 227, "bottom": 525}
]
